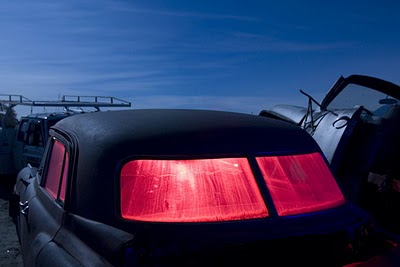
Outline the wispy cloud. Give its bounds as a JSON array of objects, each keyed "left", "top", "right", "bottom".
[
  {"left": 107, "top": 5, "right": 258, "bottom": 22},
  {"left": 209, "top": 31, "right": 357, "bottom": 53},
  {"left": 133, "top": 94, "right": 306, "bottom": 114}
]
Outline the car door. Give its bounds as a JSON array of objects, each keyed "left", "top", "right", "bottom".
[
  {"left": 311, "top": 107, "right": 364, "bottom": 171},
  {"left": 24, "top": 119, "right": 46, "bottom": 167},
  {"left": 14, "top": 118, "right": 29, "bottom": 172},
  {"left": 17, "top": 137, "right": 69, "bottom": 266}
]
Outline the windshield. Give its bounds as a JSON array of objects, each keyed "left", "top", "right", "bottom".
[{"left": 326, "top": 83, "right": 399, "bottom": 115}]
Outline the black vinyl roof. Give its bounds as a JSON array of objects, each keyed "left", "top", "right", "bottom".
[
  {"left": 51, "top": 109, "right": 322, "bottom": 222},
  {"left": 53, "top": 109, "right": 318, "bottom": 157}
]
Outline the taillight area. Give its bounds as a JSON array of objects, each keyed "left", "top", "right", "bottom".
[
  {"left": 120, "top": 158, "right": 268, "bottom": 222},
  {"left": 256, "top": 152, "right": 345, "bottom": 216}
]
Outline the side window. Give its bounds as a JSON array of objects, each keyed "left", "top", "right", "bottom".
[
  {"left": 27, "top": 121, "right": 44, "bottom": 146},
  {"left": 16, "top": 120, "right": 29, "bottom": 142},
  {"left": 44, "top": 139, "right": 69, "bottom": 202},
  {"left": 59, "top": 154, "right": 69, "bottom": 201},
  {"left": 256, "top": 152, "right": 345, "bottom": 216}
]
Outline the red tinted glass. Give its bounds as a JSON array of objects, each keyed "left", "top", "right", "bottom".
[
  {"left": 120, "top": 158, "right": 268, "bottom": 222},
  {"left": 59, "top": 151, "right": 69, "bottom": 201},
  {"left": 256, "top": 152, "right": 345, "bottom": 216},
  {"left": 44, "top": 140, "right": 65, "bottom": 199}
]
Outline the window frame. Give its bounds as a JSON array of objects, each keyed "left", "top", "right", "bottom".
[
  {"left": 16, "top": 119, "right": 29, "bottom": 142},
  {"left": 41, "top": 137, "right": 70, "bottom": 205}
]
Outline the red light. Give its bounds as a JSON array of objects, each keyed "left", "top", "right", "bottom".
[
  {"left": 256, "top": 152, "right": 345, "bottom": 216},
  {"left": 44, "top": 140, "right": 65, "bottom": 199},
  {"left": 120, "top": 158, "right": 268, "bottom": 222}
]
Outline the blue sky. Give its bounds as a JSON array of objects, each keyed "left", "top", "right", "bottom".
[{"left": 1, "top": 0, "right": 399, "bottom": 118}]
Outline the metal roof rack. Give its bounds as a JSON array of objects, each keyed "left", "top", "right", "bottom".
[{"left": 0, "top": 94, "right": 132, "bottom": 111}]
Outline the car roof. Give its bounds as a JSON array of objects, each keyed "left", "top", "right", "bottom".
[
  {"left": 53, "top": 109, "right": 318, "bottom": 156},
  {"left": 21, "top": 111, "right": 82, "bottom": 121},
  {"left": 50, "top": 109, "right": 324, "bottom": 222}
]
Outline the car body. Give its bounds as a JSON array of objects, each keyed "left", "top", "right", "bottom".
[
  {"left": 9, "top": 109, "right": 398, "bottom": 266},
  {"left": 259, "top": 74, "right": 400, "bottom": 234}
]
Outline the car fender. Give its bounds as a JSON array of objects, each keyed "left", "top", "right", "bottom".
[
  {"left": 51, "top": 214, "right": 134, "bottom": 267},
  {"left": 259, "top": 104, "right": 308, "bottom": 125},
  {"left": 9, "top": 166, "right": 38, "bottom": 220},
  {"left": 14, "top": 166, "right": 38, "bottom": 194}
]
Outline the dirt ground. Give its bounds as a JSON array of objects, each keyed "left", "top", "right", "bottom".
[{"left": 0, "top": 177, "right": 23, "bottom": 266}]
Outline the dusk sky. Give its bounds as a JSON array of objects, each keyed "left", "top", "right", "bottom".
[{"left": 1, "top": 0, "right": 399, "bottom": 117}]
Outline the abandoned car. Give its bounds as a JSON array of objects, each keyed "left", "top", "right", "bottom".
[
  {"left": 259, "top": 74, "right": 400, "bottom": 234},
  {"left": 9, "top": 109, "right": 399, "bottom": 266}
]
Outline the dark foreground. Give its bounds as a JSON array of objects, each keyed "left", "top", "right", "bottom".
[
  {"left": 3, "top": 170, "right": 400, "bottom": 267},
  {"left": 0, "top": 176, "right": 23, "bottom": 266}
]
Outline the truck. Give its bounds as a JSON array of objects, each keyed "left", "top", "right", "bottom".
[{"left": 0, "top": 94, "right": 131, "bottom": 178}]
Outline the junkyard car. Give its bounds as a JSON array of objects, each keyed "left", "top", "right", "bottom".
[
  {"left": 9, "top": 109, "right": 398, "bottom": 266},
  {"left": 259, "top": 74, "right": 400, "bottom": 234}
]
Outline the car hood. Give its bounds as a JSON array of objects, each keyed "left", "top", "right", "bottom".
[{"left": 320, "top": 74, "right": 400, "bottom": 110}]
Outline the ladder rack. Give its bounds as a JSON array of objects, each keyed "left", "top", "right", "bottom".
[{"left": 0, "top": 94, "right": 132, "bottom": 111}]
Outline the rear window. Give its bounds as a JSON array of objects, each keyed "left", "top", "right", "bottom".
[
  {"left": 120, "top": 153, "right": 345, "bottom": 222},
  {"left": 120, "top": 158, "right": 268, "bottom": 222},
  {"left": 256, "top": 152, "right": 345, "bottom": 216}
]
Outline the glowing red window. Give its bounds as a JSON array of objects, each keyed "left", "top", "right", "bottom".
[
  {"left": 59, "top": 152, "right": 69, "bottom": 201},
  {"left": 256, "top": 152, "right": 345, "bottom": 216},
  {"left": 120, "top": 158, "right": 268, "bottom": 222},
  {"left": 44, "top": 140, "right": 65, "bottom": 199}
]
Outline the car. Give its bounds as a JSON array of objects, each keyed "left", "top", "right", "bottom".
[
  {"left": 259, "top": 74, "right": 400, "bottom": 234},
  {"left": 13, "top": 112, "right": 78, "bottom": 172},
  {"left": 8, "top": 108, "right": 398, "bottom": 267}
]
